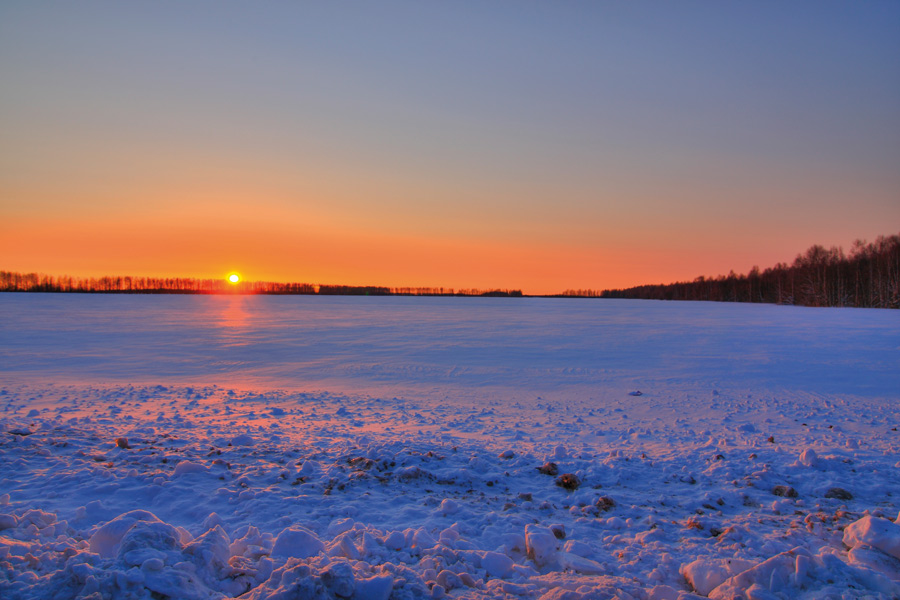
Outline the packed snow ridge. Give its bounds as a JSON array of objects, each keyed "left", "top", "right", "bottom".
[{"left": 1, "top": 383, "right": 899, "bottom": 599}]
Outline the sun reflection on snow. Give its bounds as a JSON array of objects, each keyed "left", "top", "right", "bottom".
[{"left": 218, "top": 295, "right": 251, "bottom": 331}]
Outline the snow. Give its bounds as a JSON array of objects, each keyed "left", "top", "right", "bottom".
[
  {"left": 88, "top": 510, "right": 165, "bottom": 558},
  {"left": 525, "top": 525, "right": 560, "bottom": 569},
  {"left": 271, "top": 526, "right": 326, "bottom": 559},
  {"left": 843, "top": 516, "right": 900, "bottom": 561},
  {"left": 1, "top": 294, "right": 899, "bottom": 599},
  {"left": 797, "top": 448, "right": 819, "bottom": 468},
  {"left": 680, "top": 558, "right": 757, "bottom": 596}
]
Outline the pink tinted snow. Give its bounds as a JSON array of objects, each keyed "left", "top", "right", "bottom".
[{"left": 1, "top": 297, "right": 899, "bottom": 599}]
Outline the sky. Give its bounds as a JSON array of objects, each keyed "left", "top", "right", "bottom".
[{"left": 1, "top": 2, "right": 898, "bottom": 294}]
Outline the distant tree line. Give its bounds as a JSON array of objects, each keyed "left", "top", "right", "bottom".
[
  {"left": 0, "top": 272, "right": 522, "bottom": 297},
  {"left": 557, "top": 289, "right": 603, "bottom": 298},
  {"left": 6, "top": 233, "right": 894, "bottom": 306},
  {"left": 599, "top": 234, "right": 900, "bottom": 308}
]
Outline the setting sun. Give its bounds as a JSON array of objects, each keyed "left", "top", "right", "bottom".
[{"left": 227, "top": 273, "right": 240, "bottom": 284}]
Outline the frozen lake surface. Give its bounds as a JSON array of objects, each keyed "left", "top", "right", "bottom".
[{"left": 1, "top": 295, "right": 899, "bottom": 599}]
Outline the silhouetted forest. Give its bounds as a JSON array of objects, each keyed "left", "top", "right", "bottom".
[
  {"left": 3, "top": 234, "right": 896, "bottom": 306},
  {"left": 0, "top": 272, "right": 522, "bottom": 297},
  {"left": 557, "top": 289, "right": 603, "bottom": 298},
  {"left": 599, "top": 234, "right": 900, "bottom": 308}
]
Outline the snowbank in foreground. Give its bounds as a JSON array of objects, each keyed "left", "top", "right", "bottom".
[{"left": 1, "top": 383, "right": 899, "bottom": 599}]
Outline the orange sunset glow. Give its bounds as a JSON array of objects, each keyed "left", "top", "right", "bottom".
[{"left": 1, "top": 4, "right": 898, "bottom": 294}]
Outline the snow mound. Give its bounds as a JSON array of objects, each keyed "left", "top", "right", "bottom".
[
  {"left": 844, "top": 515, "right": 900, "bottom": 560},
  {"left": 271, "top": 525, "right": 326, "bottom": 559},
  {"left": 173, "top": 461, "right": 208, "bottom": 476},
  {"left": 88, "top": 510, "right": 164, "bottom": 558},
  {"left": 707, "top": 546, "right": 900, "bottom": 599}
]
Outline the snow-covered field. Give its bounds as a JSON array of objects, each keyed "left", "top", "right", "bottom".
[{"left": 1, "top": 294, "right": 899, "bottom": 600}]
